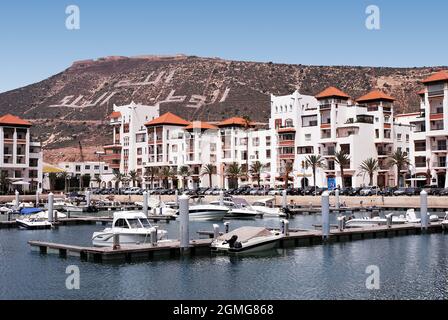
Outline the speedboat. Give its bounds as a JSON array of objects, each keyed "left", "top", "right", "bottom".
[
  {"left": 442, "top": 213, "right": 448, "bottom": 230},
  {"left": 405, "top": 209, "right": 439, "bottom": 223},
  {"left": 44, "top": 198, "right": 67, "bottom": 211},
  {"left": 210, "top": 197, "right": 259, "bottom": 219},
  {"left": 251, "top": 198, "right": 286, "bottom": 217},
  {"left": 345, "top": 214, "right": 409, "bottom": 228},
  {"left": 135, "top": 198, "right": 178, "bottom": 217},
  {"left": 63, "top": 203, "right": 98, "bottom": 213},
  {"left": 211, "top": 227, "right": 284, "bottom": 254},
  {"left": 92, "top": 211, "right": 168, "bottom": 247},
  {"left": 186, "top": 205, "right": 229, "bottom": 221},
  {"left": 16, "top": 208, "right": 52, "bottom": 230}
]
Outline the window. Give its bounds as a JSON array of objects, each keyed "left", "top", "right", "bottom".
[
  {"left": 397, "top": 134, "right": 402, "bottom": 141},
  {"left": 297, "top": 146, "right": 314, "bottom": 154},
  {"left": 266, "top": 149, "right": 271, "bottom": 159},
  {"left": 406, "top": 134, "right": 409, "bottom": 143},
  {"left": 94, "top": 165, "right": 100, "bottom": 170},
  {"left": 75, "top": 165, "right": 81, "bottom": 172},
  {"left": 305, "top": 134, "right": 311, "bottom": 142},
  {"left": 266, "top": 137, "right": 271, "bottom": 147},
  {"left": 104, "top": 166, "right": 109, "bottom": 171},
  {"left": 85, "top": 165, "right": 91, "bottom": 170},
  {"left": 114, "top": 219, "right": 129, "bottom": 228},
  {"left": 137, "top": 148, "right": 143, "bottom": 155}
]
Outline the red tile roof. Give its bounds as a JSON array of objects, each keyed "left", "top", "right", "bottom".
[
  {"left": 145, "top": 112, "right": 190, "bottom": 127},
  {"left": 218, "top": 117, "right": 254, "bottom": 127},
  {"left": 417, "top": 89, "right": 426, "bottom": 96},
  {"left": 109, "top": 111, "right": 122, "bottom": 119},
  {"left": 184, "top": 121, "right": 218, "bottom": 130},
  {"left": 0, "top": 114, "right": 32, "bottom": 127},
  {"left": 422, "top": 70, "right": 448, "bottom": 84},
  {"left": 357, "top": 90, "right": 395, "bottom": 103},
  {"left": 315, "top": 87, "right": 350, "bottom": 100}
]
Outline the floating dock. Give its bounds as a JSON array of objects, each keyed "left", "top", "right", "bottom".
[{"left": 28, "top": 222, "right": 445, "bottom": 263}]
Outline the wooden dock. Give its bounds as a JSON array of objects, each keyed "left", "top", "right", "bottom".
[{"left": 28, "top": 222, "right": 446, "bottom": 263}]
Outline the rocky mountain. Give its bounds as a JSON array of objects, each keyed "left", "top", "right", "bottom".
[{"left": 0, "top": 54, "right": 444, "bottom": 162}]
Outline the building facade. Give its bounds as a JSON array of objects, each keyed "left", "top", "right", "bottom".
[
  {"left": 57, "top": 161, "right": 114, "bottom": 188},
  {"left": 0, "top": 114, "right": 43, "bottom": 193}
]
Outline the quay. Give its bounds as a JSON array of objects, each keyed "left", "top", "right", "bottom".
[{"left": 28, "top": 222, "right": 445, "bottom": 263}]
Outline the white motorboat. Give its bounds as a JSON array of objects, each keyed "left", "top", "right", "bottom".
[
  {"left": 251, "top": 198, "right": 286, "bottom": 217},
  {"left": 186, "top": 205, "right": 229, "bottom": 221},
  {"left": 92, "top": 211, "right": 168, "bottom": 247},
  {"left": 44, "top": 198, "right": 67, "bottom": 211},
  {"left": 135, "top": 198, "right": 178, "bottom": 217},
  {"left": 0, "top": 207, "right": 12, "bottom": 215},
  {"left": 209, "top": 197, "right": 259, "bottom": 219},
  {"left": 405, "top": 209, "right": 439, "bottom": 223},
  {"left": 211, "top": 227, "right": 284, "bottom": 254},
  {"left": 16, "top": 208, "right": 52, "bottom": 230},
  {"left": 442, "top": 213, "right": 448, "bottom": 230}
]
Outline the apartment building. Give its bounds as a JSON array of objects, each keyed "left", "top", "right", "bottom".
[
  {"left": 398, "top": 71, "right": 448, "bottom": 188},
  {"left": 0, "top": 114, "right": 43, "bottom": 192},
  {"left": 57, "top": 161, "right": 113, "bottom": 188},
  {"left": 103, "top": 102, "right": 160, "bottom": 177}
]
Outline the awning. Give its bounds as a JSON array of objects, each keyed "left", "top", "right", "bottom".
[
  {"left": 12, "top": 181, "right": 30, "bottom": 185},
  {"left": 43, "top": 163, "right": 66, "bottom": 174}
]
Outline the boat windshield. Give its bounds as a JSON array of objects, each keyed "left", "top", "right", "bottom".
[
  {"left": 138, "top": 218, "right": 152, "bottom": 228},
  {"left": 127, "top": 219, "right": 142, "bottom": 229}
]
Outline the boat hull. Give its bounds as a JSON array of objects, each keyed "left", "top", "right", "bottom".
[
  {"left": 16, "top": 220, "right": 52, "bottom": 230},
  {"left": 92, "top": 230, "right": 167, "bottom": 247},
  {"left": 189, "top": 211, "right": 228, "bottom": 221},
  {"left": 212, "top": 237, "right": 282, "bottom": 254}
]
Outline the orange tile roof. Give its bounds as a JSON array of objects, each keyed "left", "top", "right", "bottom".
[
  {"left": 422, "top": 70, "right": 448, "bottom": 84},
  {"left": 315, "top": 87, "right": 350, "bottom": 100},
  {"left": 357, "top": 90, "right": 395, "bottom": 103},
  {"left": 109, "top": 111, "right": 122, "bottom": 119},
  {"left": 0, "top": 114, "right": 32, "bottom": 127},
  {"left": 218, "top": 117, "right": 254, "bottom": 127},
  {"left": 184, "top": 121, "right": 218, "bottom": 130},
  {"left": 145, "top": 112, "right": 190, "bottom": 127},
  {"left": 417, "top": 89, "right": 426, "bottom": 95}
]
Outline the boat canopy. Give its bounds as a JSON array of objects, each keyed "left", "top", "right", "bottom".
[
  {"left": 218, "top": 227, "right": 272, "bottom": 242},
  {"left": 19, "top": 208, "right": 43, "bottom": 215}
]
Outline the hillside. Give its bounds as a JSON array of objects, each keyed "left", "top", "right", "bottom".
[{"left": 0, "top": 54, "right": 444, "bottom": 162}]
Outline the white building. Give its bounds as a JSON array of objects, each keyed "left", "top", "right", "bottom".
[
  {"left": 57, "top": 161, "right": 113, "bottom": 188},
  {"left": 0, "top": 114, "right": 43, "bottom": 193}
]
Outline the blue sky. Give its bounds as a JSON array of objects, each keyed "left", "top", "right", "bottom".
[{"left": 0, "top": 0, "right": 447, "bottom": 93}]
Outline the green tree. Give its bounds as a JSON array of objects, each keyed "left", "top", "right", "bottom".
[
  {"left": 158, "top": 167, "right": 172, "bottom": 189},
  {"left": 281, "top": 161, "right": 294, "bottom": 189},
  {"left": 113, "top": 172, "right": 126, "bottom": 192},
  {"left": 128, "top": 170, "right": 139, "bottom": 187},
  {"left": 201, "top": 164, "right": 216, "bottom": 188},
  {"left": 0, "top": 171, "right": 10, "bottom": 194},
  {"left": 226, "top": 163, "right": 244, "bottom": 189},
  {"left": 359, "top": 158, "right": 379, "bottom": 186},
  {"left": 334, "top": 150, "right": 351, "bottom": 188},
  {"left": 305, "top": 155, "right": 326, "bottom": 193},
  {"left": 388, "top": 150, "right": 410, "bottom": 187},
  {"left": 178, "top": 166, "right": 191, "bottom": 189},
  {"left": 249, "top": 161, "right": 265, "bottom": 187},
  {"left": 145, "top": 167, "right": 159, "bottom": 190}
]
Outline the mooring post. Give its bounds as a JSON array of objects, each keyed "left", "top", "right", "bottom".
[
  {"left": 35, "top": 190, "right": 40, "bottom": 207},
  {"left": 335, "top": 189, "right": 340, "bottom": 210},
  {"left": 143, "top": 191, "right": 149, "bottom": 217},
  {"left": 282, "top": 219, "right": 290, "bottom": 236},
  {"left": 282, "top": 190, "right": 287, "bottom": 209},
  {"left": 322, "top": 191, "right": 330, "bottom": 240},
  {"left": 113, "top": 233, "right": 120, "bottom": 250},
  {"left": 337, "top": 216, "right": 345, "bottom": 231},
  {"left": 48, "top": 193, "right": 54, "bottom": 223},
  {"left": 179, "top": 195, "right": 190, "bottom": 253},
  {"left": 224, "top": 222, "right": 230, "bottom": 234},
  {"left": 213, "top": 224, "right": 220, "bottom": 239},
  {"left": 420, "top": 190, "right": 428, "bottom": 230},
  {"left": 219, "top": 190, "right": 224, "bottom": 206},
  {"left": 386, "top": 213, "right": 393, "bottom": 229},
  {"left": 86, "top": 190, "right": 91, "bottom": 207},
  {"left": 150, "top": 227, "right": 158, "bottom": 246},
  {"left": 14, "top": 190, "right": 20, "bottom": 211}
]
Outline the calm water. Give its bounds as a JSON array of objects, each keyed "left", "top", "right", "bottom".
[{"left": 1, "top": 212, "right": 447, "bottom": 300}]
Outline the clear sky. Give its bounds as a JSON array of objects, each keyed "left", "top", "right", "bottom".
[{"left": 0, "top": 0, "right": 447, "bottom": 93}]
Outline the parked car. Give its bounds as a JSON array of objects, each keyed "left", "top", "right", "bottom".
[
  {"left": 439, "top": 188, "right": 448, "bottom": 196},
  {"left": 423, "top": 185, "right": 440, "bottom": 196},
  {"left": 404, "top": 187, "right": 421, "bottom": 196},
  {"left": 268, "top": 189, "right": 284, "bottom": 196},
  {"left": 393, "top": 188, "right": 407, "bottom": 196},
  {"left": 379, "top": 187, "right": 397, "bottom": 197},
  {"left": 359, "top": 186, "right": 379, "bottom": 196},
  {"left": 348, "top": 187, "right": 362, "bottom": 196}
]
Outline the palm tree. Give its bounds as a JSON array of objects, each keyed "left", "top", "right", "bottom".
[
  {"left": 282, "top": 161, "right": 294, "bottom": 189},
  {"left": 305, "top": 155, "right": 326, "bottom": 193},
  {"left": 242, "top": 116, "right": 252, "bottom": 177},
  {"left": 113, "top": 172, "right": 125, "bottom": 192},
  {"left": 226, "top": 162, "right": 244, "bottom": 189},
  {"left": 94, "top": 175, "right": 102, "bottom": 188},
  {"left": 0, "top": 171, "right": 9, "bottom": 194},
  {"left": 201, "top": 164, "right": 216, "bottom": 188},
  {"left": 145, "top": 167, "right": 159, "bottom": 190},
  {"left": 249, "top": 161, "right": 265, "bottom": 187},
  {"left": 158, "top": 167, "right": 172, "bottom": 189},
  {"left": 128, "top": 170, "right": 139, "bottom": 187},
  {"left": 178, "top": 166, "right": 191, "bottom": 189},
  {"left": 334, "top": 150, "right": 351, "bottom": 188},
  {"left": 388, "top": 150, "right": 410, "bottom": 188},
  {"left": 359, "top": 158, "right": 379, "bottom": 186}
]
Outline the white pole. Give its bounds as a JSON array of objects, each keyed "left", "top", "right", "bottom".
[
  {"left": 48, "top": 192, "right": 54, "bottom": 223},
  {"left": 35, "top": 190, "right": 40, "bottom": 207},
  {"left": 282, "top": 189, "right": 287, "bottom": 209},
  {"left": 213, "top": 224, "right": 220, "bottom": 239},
  {"left": 322, "top": 191, "right": 330, "bottom": 239},
  {"left": 219, "top": 190, "right": 224, "bottom": 206},
  {"left": 420, "top": 190, "right": 428, "bottom": 230},
  {"left": 282, "top": 219, "right": 290, "bottom": 236},
  {"left": 143, "top": 191, "right": 149, "bottom": 217},
  {"left": 335, "top": 189, "right": 340, "bottom": 210},
  {"left": 14, "top": 190, "right": 20, "bottom": 211},
  {"left": 179, "top": 195, "right": 190, "bottom": 251}
]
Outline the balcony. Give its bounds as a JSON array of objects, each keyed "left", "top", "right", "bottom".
[
  {"left": 278, "top": 140, "right": 295, "bottom": 147},
  {"left": 430, "top": 113, "right": 444, "bottom": 121},
  {"left": 432, "top": 144, "right": 447, "bottom": 153},
  {"left": 323, "top": 150, "right": 335, "bottom": 157},
  {"left": 279, "top": 154, "right": 295, "bottom": 160},
  {"left": 428, "top": 90, "right": 444, "bottom": 97},
  {"left": 433, "top": 162, "right": 447, "bottom": 169},
  {"left": 319, "top": 104, "right": 332, "bottom": 110}
]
